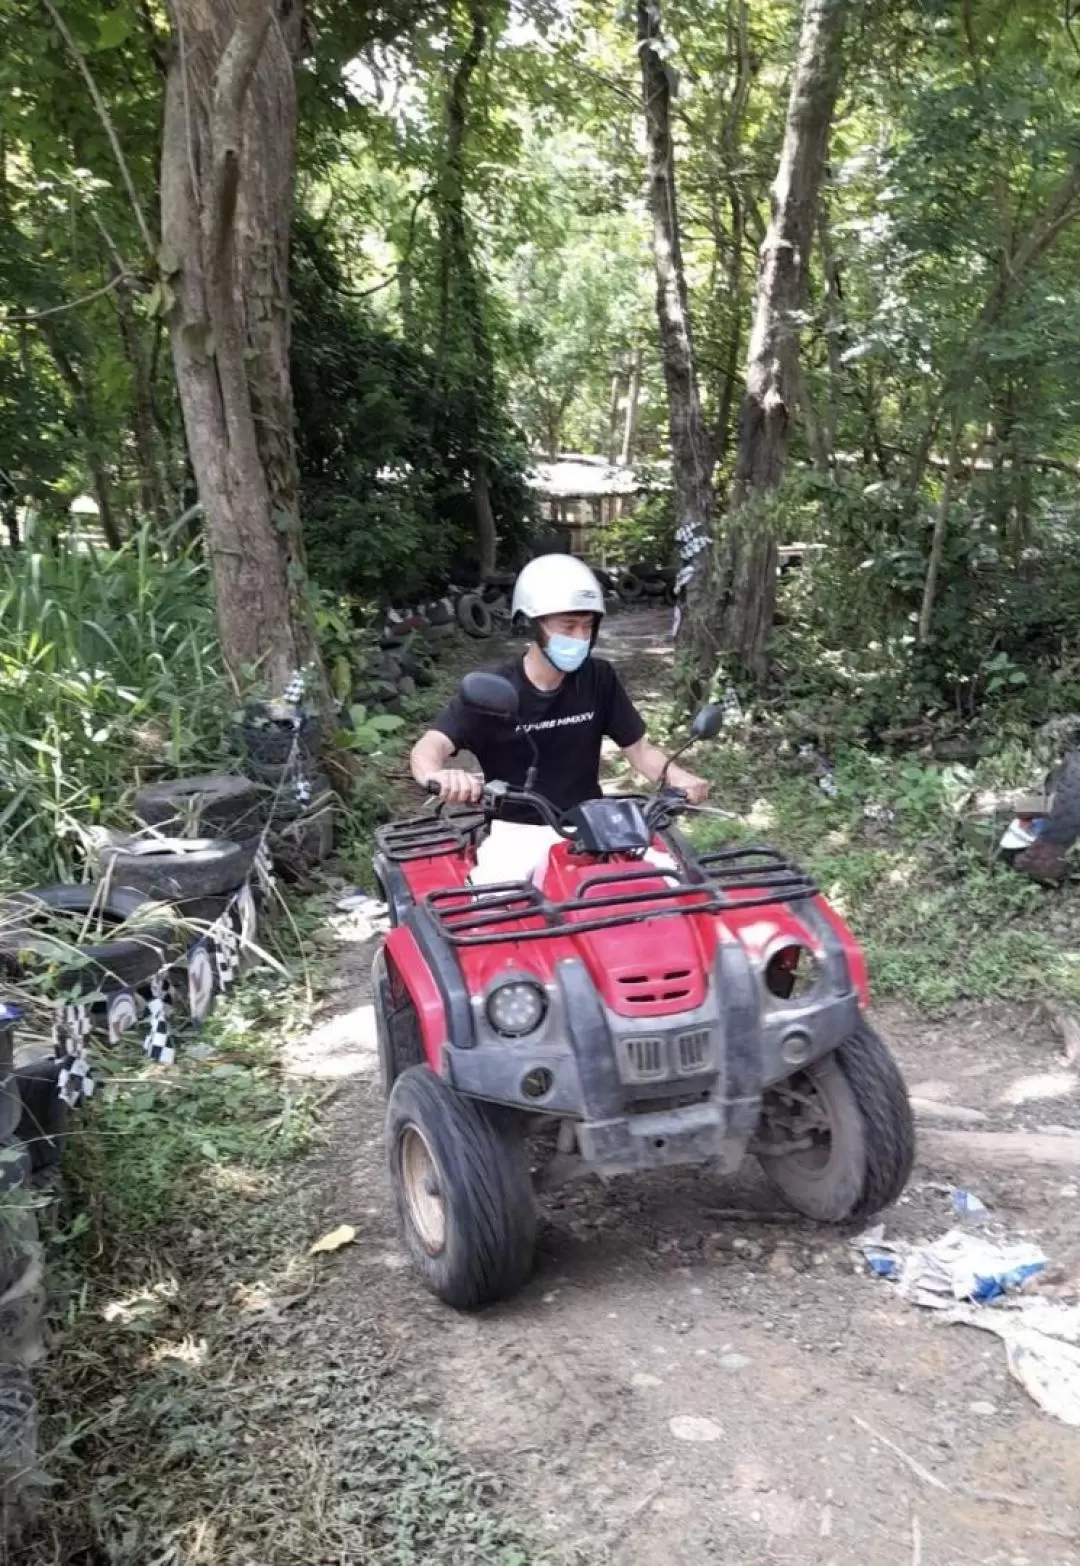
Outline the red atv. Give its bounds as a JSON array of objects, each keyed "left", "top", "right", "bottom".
[{"left": 373, "top": 673, "right": 914, "bottom": 1309}]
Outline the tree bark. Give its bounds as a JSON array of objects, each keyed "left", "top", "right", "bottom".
[
  {"left": 161, "top": 0, "right": 324, "bottom": 698},
  {"left": 636, "top": 0, "right": 715, "bottom": 666},
  {"left": 708, "top": 0, "right": 847, "bottom": 686}
]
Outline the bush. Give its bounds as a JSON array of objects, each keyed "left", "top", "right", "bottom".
[{"left": 0, "top": 527, "right": 228, "bottom": 892}]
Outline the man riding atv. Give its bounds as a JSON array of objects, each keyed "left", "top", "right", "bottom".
[{"left": 409, "top": 555, "right": 709, "bottom": 885}]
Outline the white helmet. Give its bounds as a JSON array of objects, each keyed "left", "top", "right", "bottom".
[{"left": 511, "top": 554, "right": 605, "bottom": 621}]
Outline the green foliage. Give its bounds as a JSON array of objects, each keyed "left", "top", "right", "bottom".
[
  {"left": 0, "top": 525, "right": 227, "bottom": 892},
  {"left": 292, "top": 219, "right": 535, "bottom": 598},
  {"left": 687, "top": 733, "right": 1080, "bottom": 1014}
]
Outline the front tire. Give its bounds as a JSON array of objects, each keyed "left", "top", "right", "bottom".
[
  {"left": 386, "top": 1067, "right": 536, "bottom": 1309},
  {"left": 756, "top": 1022, "right": 914, "bottom": 1222}
]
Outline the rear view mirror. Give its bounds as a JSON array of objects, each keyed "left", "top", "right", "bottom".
[
  {"left": 691, "top": 704, "right": 725, "bottom": 742},
  {"left": 460, "top": 671, "right": 519, "bottom": 720}
]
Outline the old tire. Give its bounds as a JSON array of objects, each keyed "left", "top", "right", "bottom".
[
  {"left": 0, "top": 885, "right": 176, "bottom": 993},
  {"left": 0, "top": 1364, "right": 40, "bottom": 1537},
  {"left": 615, "top": 570, "right": 643, "bottom": 601},
  {"left": 757, "top": 1022, "right": 914, "bottom": 1223},
  {"left": 1044, "top": 751, "right": 1080, "bottom": 846},
  {"left": 233, "top": 704, "right": 319, "bottom": 768},
  {"left": 98, "top": 836, "right": 256, "bottom": 903},
  {"left": 456, "top": 593, "right": 494, "bottom": 638},
  {"left": 386, "top": 1066, "right": 536, "bottom": 1309},
  {"left": 134, "top": 773, "right": 266, "bottom": 840},
  {"left": 13, "top": 1059, "right": 68, "bottom": 1172}
]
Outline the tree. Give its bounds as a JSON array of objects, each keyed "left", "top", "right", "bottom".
[
  {"left": 435, "top": 0, "right": 500, "bottom": 577},
  {"left": 635, "top": 0, "right": 715, "bottom": 658},
  {"left": 161, "top": 0, "right": 323, "bottom": 697},
  {"left": 704, "top": 0, "right": 847, "bottom": 686}
]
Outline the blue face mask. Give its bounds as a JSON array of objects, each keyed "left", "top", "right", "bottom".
[{"left": 544, "top": 633, "right": 591, "bottom": 673}]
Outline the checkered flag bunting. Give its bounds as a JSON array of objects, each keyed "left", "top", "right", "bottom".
[
  {"left": 211, "top": 920, "right": 241, "bottom": 989},
  {"left": 282, "top": 670, "right": 306, "bottom": 707},
  {"left": 54, "top": 1001, "right": 94, "bottom": 1107},
  {"left": 142, "top": 993, "right": 175, "bottom": 1065},
  {"left": 150, "top": 971, "right": 175, "bottom": 1013},
  {"left": 254, "top": 841, "right": 275, "bottom": 895}
]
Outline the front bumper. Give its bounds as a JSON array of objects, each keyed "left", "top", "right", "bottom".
[{"left": 444, "top": 914, "right": 861, "bottom": 1175}]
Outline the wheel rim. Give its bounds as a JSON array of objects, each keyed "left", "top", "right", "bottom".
[
  {"left": 400, "top": 1126, "right": 446, "bottom": 1254},
  {"left": 760, "top": 1066, "right": 836, "bottom": 1183}
]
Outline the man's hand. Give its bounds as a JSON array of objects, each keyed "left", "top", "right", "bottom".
[
  {"left": 424, "top": 768, "right": 485, "bottom": 805},
  {"left": 666, "top": 764, "right": 709, "bottom": 805}
]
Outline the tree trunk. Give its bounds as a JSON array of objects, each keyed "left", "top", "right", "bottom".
[
  {"left": 619, "top": 346, "right": 642, "bottom": 467},
  {"left": 2, "top": 497, "right": 20, "bottom": 551},
  {"left": 437, "top": 0, "right": 498, "bottom": 575},
  {"left": 607, "top": 370, "right": 622, "bottom": 461},
  {"left": 115, "top": 288, "right": 167, "bottom": 528},
  {"left": 43, "top": 334, "right": 125, "bottom": 550},
  {"left": 711, "top": 0, "right": 847, "bottom": 686},
  {"left": 917, "top": 415, "right": 963, "bottom": 644},
  {"left": 161, "top": 0, "right": 324, "bottom": 699},
  {"left": 636, "top": 0, "right": 715, "bottom": 669}
]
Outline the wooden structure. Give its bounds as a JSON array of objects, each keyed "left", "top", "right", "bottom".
[{"left": 525, "top": 455, "right": 648, "bottom": 561}]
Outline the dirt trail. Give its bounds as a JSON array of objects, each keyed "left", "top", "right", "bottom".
[{"left": 295, "top": 609, "right": 1080, "bottom": 1566}]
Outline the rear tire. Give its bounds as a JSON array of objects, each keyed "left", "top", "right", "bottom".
[
  {"left": 757, "top": 1022, "right": 914, "bottom": 1222},
  {"left": 386, "top": 1067, "right": 536, "bottom": 1309}
]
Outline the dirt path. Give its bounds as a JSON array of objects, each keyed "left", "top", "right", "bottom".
[{"left": 293, "top": 609, "right": 1080, "bottom": 1566}]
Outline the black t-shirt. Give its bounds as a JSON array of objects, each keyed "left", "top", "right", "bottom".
[{"left": 432, "top": 655, "right": 647, "bottom": 823}]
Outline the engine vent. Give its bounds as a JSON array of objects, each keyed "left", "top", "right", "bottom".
[
  {"left": 624, "top": 1036, "right": 666, "bottom": 1078},
  {"left": 677, "top": 1029, "right": 710, "bottom": 1071},
  {"left": 617, "top": 968, "right": 693, "bottom": 1006}
]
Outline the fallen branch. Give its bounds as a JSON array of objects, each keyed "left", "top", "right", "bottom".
[{"left": 851, "top": 1414, "right": 949, "bottom": 1491}]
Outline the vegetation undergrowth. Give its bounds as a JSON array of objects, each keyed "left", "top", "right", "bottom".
[
  {"left": 669, "top": 733, "right": 1080, "bottom": 1014},
  {"left": 24, "top": 891, "right": 545, "bottom": 1566}
]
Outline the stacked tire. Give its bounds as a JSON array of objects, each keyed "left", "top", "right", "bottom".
[{"left": 0, "top": 1005, "right": 43, "bottom": 1538}]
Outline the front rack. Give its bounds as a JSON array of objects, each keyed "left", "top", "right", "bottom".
[
  {"left": 425, "top": 848, "right": 818, "bottom": 947},
  {"left": 696, "top": 846, "right": 818, "bottom": 904},
  {"left": 375, "top": 808, "right": 486, "bottom": 864}
]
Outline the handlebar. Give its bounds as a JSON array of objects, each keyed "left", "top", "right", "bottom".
[{"left": 424, "top": 776, "right": 691, "bottom": 833}]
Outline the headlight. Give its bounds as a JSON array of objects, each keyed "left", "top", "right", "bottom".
[{"left": 486, "top": 980, "right": 546, "bottom": 1037}]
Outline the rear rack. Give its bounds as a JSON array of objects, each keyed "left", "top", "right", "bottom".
[
  {"left": 375, "top": 809, "right": 486, "bottom": 864},
  {"left": 425, "top": 848, "right": 817, "bottom": 947}
]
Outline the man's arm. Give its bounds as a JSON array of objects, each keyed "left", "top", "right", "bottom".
[
  {"left": 409, "top": 730, "right": 484, "bottom": 804},
  {"left": 621, "top": 736, "right": 709, "bottom": 805}
]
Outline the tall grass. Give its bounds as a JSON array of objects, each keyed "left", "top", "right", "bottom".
[{"left": 0, "top": 526, "right": 229, "bottom": 893}]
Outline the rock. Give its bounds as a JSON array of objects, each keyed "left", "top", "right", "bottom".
[
  {"left": 719, "top": 1353, "right": 751, "bottom": 1371},
  {"left": 396, "top": 675, "right": 416, "bottom": 698},
  {"left": 669, "top": 1415, "right": 722, "bottom": 1443}
]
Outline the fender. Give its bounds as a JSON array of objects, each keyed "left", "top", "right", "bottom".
[{"left": 383, "top": 925, "right": 450, "bottom": 1068}]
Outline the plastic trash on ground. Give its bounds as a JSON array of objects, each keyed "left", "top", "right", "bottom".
[
  {"left": 951, "top": 1187, "right": 988, "bottom": 1218},
  {"left": 855, "top": 1226, "right": 1046, "bottom": 1305},
  {"left": 852, "top": 1223, "right": 1080, "bottom": 1426}
]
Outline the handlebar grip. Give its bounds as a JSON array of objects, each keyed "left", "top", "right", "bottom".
[{"left": 425, "top": 779, "right": 443, "bottom": 796}]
